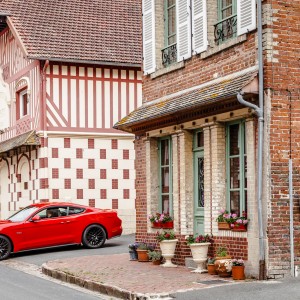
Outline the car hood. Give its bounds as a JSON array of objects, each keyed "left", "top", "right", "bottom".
[{"left": 0, "top": 220, "right": 14, "bottom": 229}]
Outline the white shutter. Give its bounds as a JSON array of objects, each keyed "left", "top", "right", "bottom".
[
  {"left": 192, "top": 0, "right": 207, "bottom": 54},
  {"left": 176, "top": 0, "right": 192, "bottom": 62},
  {"left": 237, "top": 0, "right": 256, "bottom": 36},
  {"left": 143, "top": 0, "right": 156, "bottom": 74}
]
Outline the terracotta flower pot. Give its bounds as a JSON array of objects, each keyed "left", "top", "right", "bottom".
[
  {"left": 207, "top": 264, "right": 217, "bottom": 275},
  {"left": 136, "top": 249, "right": 149, "bottom": 262},
  {"left": 232, "top": 265, "right": 245, "bottom": 280},
  {"left": 152, "top": 259, "right": 161, "bottom": 265}
]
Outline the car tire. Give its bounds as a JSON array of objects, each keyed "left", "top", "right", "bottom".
[
  {"left": 82, "top": 224, "right": 106, "bottom": 248},
  {"left": 0, "top": 235, "right": 12, "bottom": 260}
]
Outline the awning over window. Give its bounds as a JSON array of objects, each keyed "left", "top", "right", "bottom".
[
  {"left": 114, "top": 66, "right": 258, "bottom": 134},
  {"left": 0, "top": 130, "right": 40, "bottom": 156}
]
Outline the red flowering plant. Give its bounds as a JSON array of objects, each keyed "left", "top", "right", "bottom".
[
  {"left": 156, "top": 230, "right": 176, "bottom": 242},
  {"left": 148, "top": 212, "right": 173, "bottom": 224},
  {"left": 185, "top": 234, "right": 213, "bottom": 245},
  {"left": 230, "top": 211, "right": 250, "bottom": 229}
]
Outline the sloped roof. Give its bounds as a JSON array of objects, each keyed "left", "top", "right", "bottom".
[
  {"left": 0, "top": 130, "right": 40, "bottom": 155},
  {"left": 114, "top": 66, "right": 259, "bottom": 132},
  {"left": 0, "top": 0, "right": 142, "bottom": 66}
]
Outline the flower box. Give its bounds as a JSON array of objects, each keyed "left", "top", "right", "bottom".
[
  {"left": 218, "top": 222, "right": 231, "bottom": 230},
  {"left": 151, "top": 221, "right": 174, "bottom": 229},
  {"left": 232, "top": 223, "right": 247, "bottom": 232}
]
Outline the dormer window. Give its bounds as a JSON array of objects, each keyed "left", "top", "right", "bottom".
[
  {"left": 15, "top": 77, "right": 30, "bottom": 120},
  {"left": 18, "top": 88, "right": 29, "bottom": 118}
]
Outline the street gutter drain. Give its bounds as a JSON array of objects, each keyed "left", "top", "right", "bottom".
[{"left": 197, "top": 280, "right": 230, "bottom": 285}]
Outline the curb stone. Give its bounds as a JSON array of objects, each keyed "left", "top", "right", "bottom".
[{"left": 42, "top": 263, "right": 172, "bottom": 300}]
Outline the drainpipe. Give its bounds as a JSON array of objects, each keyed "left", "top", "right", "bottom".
[{"left": 237, "top": 0, "right": 265, "bottom": 280}]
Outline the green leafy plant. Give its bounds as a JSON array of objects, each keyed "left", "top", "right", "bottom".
[
  {"left": 216, "top": 246, "right": 228, "bottom": 257},
  {"left": 136, "top": 242, "right": 155, "bottom": 251},
  {"left": 156, "top": 230, "right": 176, "bottom": 242},
  {"left": 207, "top": 257, "right": 216, "bottom": 264},
  {"left": 216, "top": 209, "right": 237, "bottom": 224},
  {"left": 148, "top": 250, "right": 162, "bottom": 261}
]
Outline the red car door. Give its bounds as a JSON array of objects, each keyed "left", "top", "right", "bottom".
[{"left": 17, "top": 207, "right": 74, "bottom": 251}]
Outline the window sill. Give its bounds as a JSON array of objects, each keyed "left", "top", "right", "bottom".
[
  {"left": 200, "top": 34, "right": 247, "bottom": 59},
  {"left": 150, "top": 61, "right": 185, "bottom": 79}
]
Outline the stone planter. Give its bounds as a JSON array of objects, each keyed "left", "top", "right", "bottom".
[
  {"left": 189, "top": 242, "right": 211, "bottom": 273},
  {"left": 159, "top": 239, "right": 178, "bottom": 267}
]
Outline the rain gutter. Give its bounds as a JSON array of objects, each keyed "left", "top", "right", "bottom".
[{"left": 237, "top": 0, "right": 265, "bottom": 280}]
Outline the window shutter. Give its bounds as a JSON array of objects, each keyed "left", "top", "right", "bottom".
[
  {"left": 192, "top": 0, "right": 207, "bottom": 54},
  {"left": 143, "top": 0, "right": 156, "bottom": 74},
  {"left": 176, "top": 0, "right": 192, "bottom": 62},
  {"left": 237, "top": 0, "right": 256, "bottom": 36}
]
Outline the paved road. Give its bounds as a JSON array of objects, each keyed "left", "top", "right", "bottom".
[
  {"left": 0, "top": 234, "right": 134, "bottom": 300},
  {"left": 8, "top": 234, "right": 133, "bottom": 266}
]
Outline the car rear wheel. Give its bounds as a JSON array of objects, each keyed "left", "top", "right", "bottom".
[
  {"left": 82, "top": 224, "right": 106, "bottom": 248},
  {"left": 0, "top": 235, "right": 12, "bottom": 260}
]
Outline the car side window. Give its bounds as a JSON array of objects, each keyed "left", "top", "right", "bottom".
[
  {"left": 36, "top": 207, "right": 68, "bottom": 219},
  {"left": 68, "top": 207, "right": 85, "bottom": 215}
]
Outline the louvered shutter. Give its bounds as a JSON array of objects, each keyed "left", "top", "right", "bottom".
[
  {"left": 176, "top": 0, "right": 192, "bottom": 62},
  {"left": 192, "top": 0, "right": 207, "bottom": 54},
  {"left": 143, "top": 0, "right": 156, "bottom": 74},
  {"left": 237, "top": 0, "right": 256, "bottom": 36}
]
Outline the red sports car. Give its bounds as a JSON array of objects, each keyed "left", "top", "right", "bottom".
[{"left": 0, "top": 202, "right": 122, "bottom": 260}]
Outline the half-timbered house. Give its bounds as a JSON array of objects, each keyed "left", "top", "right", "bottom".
[
  {"left": 115, "top": 0, "right": 300, "bottom": 278},
  {"left": 0, "top": 0, "right": 142, "bottom": 233}
]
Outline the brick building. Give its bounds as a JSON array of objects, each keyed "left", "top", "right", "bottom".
[
  {"left": 0, "top": 0, "right": 142, "bottom": 233},
  {"left": 115, "top": 0, "right": 300, "bottom": 278}
]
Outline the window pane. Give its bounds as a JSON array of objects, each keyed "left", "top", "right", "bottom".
[
  {"left": 229, "top": 124, "right": 239, "bottom": 155},
  {"left": 197, "top": 131, "right": 204, "bottom": 148},
  {"left": 230, "top": 157, "right": 240, "bottom": 188},
  {"left": 161, "top": 167, "right": 169, "bottom": 193},
  {"left": 162, "top": 195, "right": 169, "bottom": 213},
  {"left": 230, "top": 191, "right": 240, "bottom": 215},
  {"left": 197, "top": 157, "right": 204, "bottom": 207},
  {"left": 161, "top": 139, "right": 169, "bottom": 165},
  {"left": 244, "top": 156, "right": 247, "bottom": 188}
]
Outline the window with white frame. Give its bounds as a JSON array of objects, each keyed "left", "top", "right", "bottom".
[
  {"left": 142, "top": 0, "right": 256, "bottom": 74},
  {"left": 158, "top": 137, "right": 173, "bottom": 214},
  {"left": 18, "top": 88, "right": 29, "bottom": 118},
  {"left": 226, "top": 120, "right": 247, "bottom": 216}
]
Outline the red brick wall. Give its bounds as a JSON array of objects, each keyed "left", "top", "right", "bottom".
[{"left": 264, "top": 0, "right": 300, "bottom": 277}]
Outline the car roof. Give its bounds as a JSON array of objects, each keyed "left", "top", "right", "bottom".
[{"left": 29, "top": 202, "right": 89, "bottom": 209}]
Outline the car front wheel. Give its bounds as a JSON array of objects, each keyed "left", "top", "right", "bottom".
[
  {"left": 82, "top": 224, "right": 106, "bottom": 248},
  {"left": 0, "top": 235, "right": 12, "bottom": 260}
]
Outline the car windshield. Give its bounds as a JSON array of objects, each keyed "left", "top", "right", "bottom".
[{"left": 7, "top": 206, "right": 37, "bottom": 222}]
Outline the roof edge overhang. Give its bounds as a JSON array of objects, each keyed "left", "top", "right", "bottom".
[
  {"left": 0, "top": 130, "right": 40, "bottom": 158},
  {"left": 28, "top": 57, "right": 142, "bottom": 68},
  {"left": 114, "top": 66, "right": 259, "bottom": 134}
]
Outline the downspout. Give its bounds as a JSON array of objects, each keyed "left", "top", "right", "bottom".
[{"left": 237, "top": 0, "right": 265, "bottom": 280}]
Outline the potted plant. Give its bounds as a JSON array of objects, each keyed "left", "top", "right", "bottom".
[
  {"left": 207, "top": 257, "right": 217, "bottom": 275},
  {"left": 156, "top": 230, "right": 178, "bottom": 267},
  {"left": 128, "top": 242, "right": 139, "bottom": 261},
  {"left": 231, "top": 212, "right": 249, "bottom": 232},
  {"left": 232, "top": 258, "right": 246, "bottom": 280},
  {"left": 148, "top": 212, "right": 174, "bottom": 229},
  {"left": 216, "top": 209, "right": 237, "bottom": 230},
  {"left": 214, "top": 246, "right": 232, "bottom": 277},
  {"left": 148, "top": 250, "right": 162, "bottom": 265},
  {"left": 136, "top": 242, "right": 154, "bottom": 262},
  {"left": 185, "top": 234, "right": 213, "bottom": 273}
]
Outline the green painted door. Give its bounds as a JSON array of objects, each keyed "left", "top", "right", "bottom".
[{"left": 194, "top": 149, "right": 205, "bottom": 235}]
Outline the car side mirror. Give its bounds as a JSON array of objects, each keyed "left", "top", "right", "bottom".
[{"left": 31, "top": 215, "right": 41, "bottom": 222}]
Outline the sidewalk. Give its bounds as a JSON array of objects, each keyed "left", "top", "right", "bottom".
[{"left": 42, "top": 253, "right": 241, "bottom": 300}]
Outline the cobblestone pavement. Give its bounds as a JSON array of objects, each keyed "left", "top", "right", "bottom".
[{"left": 42, "top": 253, "right": 241, "bottom": 299}]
